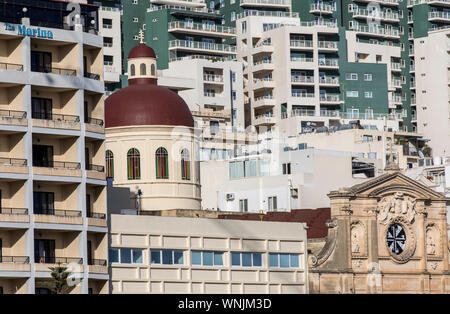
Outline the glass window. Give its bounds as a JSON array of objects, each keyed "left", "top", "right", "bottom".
[
  {"left": 192, "top": 251, "right": 202, "bottom": 265},
  {"left": 174, "top": 251, "right": 184, "bottom": 264},
  {"left": 242, "top": 252, "right": 252, "bottom": 266},
  {"left": 269, "top": 253, "right": 278, "bottom": 267},
  {"left": 203, "top": 251, "right": 213, "bottom": 266},
  {"left": 253, "top": 253, "right": 262, "bottom": 267},
  {"left": 162, "top": 250, "right": 173, "bottom": 264},
  {"left": 109, "top": 249, "right": 119, "bottom": 263},
  {"left": 290, "top": 254, "right": 299, "bottom": 267},
  {"left": 151, "top": 250, "right": 161, "bottom": 264},
  {"left": 127, "top": 148, "right": 140, "bottom": 180},
  {"left": 280, "top": 253, "right": 289, "bottom": 267},
  {"left": 132, "top": 250, "right": 143, "bottom": 264},
  {"left": 181, "top": 149, "right": 190, "bottom": 180},
  {"left": 364, "top": 73, "right": 373, "bottom": 81},
  {"left": 231, "top": 252, "right": 241, "bottom": 266},
  {"left": 105, "top": 150, "right": 114, "bottom": 178},
  {"left": 269, "top": 253, "right": 300, "bottom": 268},
  {"left": 120, "top": 248, "right": 132, "bottom": 264},
  {"left": 214, "top": 252, "right": 223, "bottom": 266},
  {"left": 156, "top": 147, "right": 169, "bottom": 179}
]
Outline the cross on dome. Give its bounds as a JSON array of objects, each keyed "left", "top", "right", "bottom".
[{"left": 138, "top": 29, "right": 144, "bottom": 44}]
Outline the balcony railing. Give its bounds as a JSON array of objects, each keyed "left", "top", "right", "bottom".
[
  {"left": 168, "top": 21, "right": 235, "bottom": 34},
  {"left": 353, "top": 25, "right": 399, "bottom": 37},
  {"left": 291, "top": 76, "right": 314, "bottom": 83},
  {"left": 85, "top": 117, "right": 104, "bottom": 126},
  {"left": 203, "top": 74, "right": 224, "bottom": 82},
  {"left": 87, "top": 212, "right": 106, "bottom": 219},
  {"left": 310, "top": 3, "right": 336, "bottom": 12},
  {"left": 0, "top": 256, "right": 29, "bottom": 264},
  {"left": 353, "top": 9, "right": 399, "bottom": 21},
  {"left": 391, "top": 62, "right": 401, "bottom": 70},
  {"left": 292, "top": 92, "right": 314, "bottom": 98},
  {"left": 35, "top": 256, "right": 83, "bottom": 264},
  {"left": 240, "top": 0, "right": 290, "bottom": 5},
  {"left": 0, "top": 62, "right": 23, "bottom": 71},
  {"left": 291, "top": 109, "right": 316, "bottom": 117},
  {"left": 320, "top": 94, "right": 341, "bottom": 102},
  {"left": 318, "top": 59, "right": 339, "bottom": 67},
  {"left": 0, "top": 109, "right": 27, "bottom": 119},
  {"left": 169, "top": 40, "right": 236, "bottom": 53},
  {"left": 33, "top": 161, "right": 81, "bottom": 170},
  {"left": 88, "top": 259, "right": 107, "bottom": 266},
  {"left": 253, "top": 59, "right": 273, "bottom": 66},
  {"left": 290, "top": 40, "right": 313, "bottom": 48},
  {"left": 86, "top": 164, "right": 105, "bottom": 172},
  {"left": 31, "top": 65, "right": 77, "bottom": 76},
  {"left": 34, "top": 209, "right": 82, "bottom": 217},
  {"left": 0, "top": 157, "right": 27, "bottom": 166},
  {"left": 255, "top": 95, "right": 273, "bottom": 101},
  {"left": 84, "top": 72, "right": 100, "bottom": 80},
  {"left": 237, "top": 10, "right": 299, "bottom": 19},
  {"left": 0, "top": 208, "right": 28, "bottom": 215},
  {"left": 290, "top": 57, "right": 314, "bottom": 62},
  {"left": 319, "top": 77, "right": 339, "bottom": 84},
  {"left": 32, "top": 112, "right": 80, "bottom": 123},
  {"left": 318, "top": 41, "right": 338, "bottom": 49}
]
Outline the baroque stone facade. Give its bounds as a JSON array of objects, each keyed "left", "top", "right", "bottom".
[{"left": 308, "top": 172, "right": 450, "bottom": 293}]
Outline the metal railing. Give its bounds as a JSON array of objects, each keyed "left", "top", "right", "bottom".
[
  {"left": 253, "top": 59, "right": 273, "bottom": 66},
  {"left": 168, "top": 21, "right": 235, "bottom": 34},
  {"left": 320, "top": 94, "right": 340, "bottom": 102},
  {"left": 0, "top": 256, "right": 29, "bottom": 264},
  {"left": 35, "top": 257, "right": 83, "bottom": 264},
  {"left": 32, "top": 112, "right": 80, "bottom": 122},
  {"left": 87, "top": 212, "right": 106, "bottom": 219},
  {"left": 291, "top": 109, "right": 316, "bottom": 117},
  {"left": 86, "top": 164, "right": 105, "bottom": 172},
  {"left": 240, "top": 0, "right": 290, "bottom": 5},
  {"left": 353, "top": 25, "right": 399, "bottom": 37},
  {"left": 237, "top": 10, "right": 298, "bottom": 19},
  {"left": 0, "top": 109, "right": 27, "bottom": 119},
  {"left": 290, "top": 57, "right": 314, "bottom": 62},
  {"left": 353, "top": 9, "right": 399, "bottom": 20},
  {"left": 33, "top": 160, "right": 81, "bottom": 170},
  {"left": 310, "top": 3, "right": 336, "bottom": 12},
  {"left": 318, "top": 59, "right": 339, "bottom": 67},
  {"left": 254, "top": 95, "right": 273, "bottom": 101},
  {"left": 319, "top": 77, "right": 339, "bottom": 84},
  {"left": 0, "top": 62, "right": 23, "bottom": 71},
  {"left": 409, "top": 0, "right": 450, "bottom": 5},
  {"left": 318, "top": 41, "right": 338, "bottom": 49},
  {"left": 84, "top": 72, "right": 100, "bottom": 80},
  {"left": 0, "top": 208, "right": 28, "bottom": 215},
  {"left": 88, "top": 259, "right": 107, "bottom": 266},
  {"left": 291, "top": 76, "right": 314, "bottom": 83},
  {"left": 34, "top": 209, "right": 82, "bottom": 217},
  {"left": 148, "top": 4, "right": 220, "bottom": 14},
  {"left": 169, "top": 40, "right": 236, "bottom": 53},
  {"left": 290, "top": 40, "right": 313, "bottom": 48},
  {"left": 203, "top": 74, "right": 224, "bottom": 82},
  {"left": 0, "top": 157, "right": 27, "bottom": 166},
  {"left": 292, "top": 92, "right": 314, "bottom": 98},
  {"left": 429, "top": 11, "right": 450, "bottom": 20},
  {"left": 31, "top": 65, "right": 77, "bottom": 76}
]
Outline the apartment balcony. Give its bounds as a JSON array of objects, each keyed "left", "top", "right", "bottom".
[
  {"left": 252, "top": 43, "right": 275, "bottom": 55},
  {"left": 85, "top": 164, "right": 106, "bottom": 181},
  {"left": 320, "top": 109, "right": 341, "bottom": 118},
  {"left": 0, "top": 208, "right": 29, "bottom": 223},
  {"left": 87, "top": 212, "right": 107, "bottom": 228},
  {"left": 254, "top": 114, "right": 276, "bottom": 126},
  {"left": 203, "top": 74, "right": 224, "bottom": 84},
  {"left": 318, "top": 58, "right": 339, "bottom": 69},
  {"left": 0, "top": 110, "right": 27, "bottom": 128},
  {"left": 410, "top": 64, "right": 415, "bottom": 72},
  {"left": 318, "top": 76, "right": 339, "bottom": 86},
  {"left": 252, "top": 60, "right": 275, "bottom": 73},
  {"left": 290, "top": 40, "right": 314, "bottom": 50},
  {"left": 31, "top": 65, "right": 77, "bottom": 77},
  {"left": 353, "top": 25, "right": 400, "bottom": 39},
  {"left": 310, "top": 3, "right": 335, "bottom": 14},
  {"left": 0, "top": 157, "right": 28, "bottom": 175},
  {"left": 391, "top": 62, "right": 402, "bottom": 72},
  {"left": 150, "top": 0, "right": 206, "bottom": 8},
  {"left": 88, "top": 259, "right": 108, "bottom": 274},
  {"left": 168, "top": 40, "right": 236, "bottom": 56},
  {"left": 352, "top": 9, "right": 400, "bottom": 22},
  {"left": 389, "top": 95, "right": 403, "bottom": 106},
  {"left": 240, "top": 0, "right": 290, "bottom": 9},
  {"left": 84, "top": 72, "right": 100, "bottom": 81},
  {"left": 290, "top": 109, "right": 316, "bottom": 118},
  {"left": 411, "top": 113, "right": 417, "bottom": 122},
  {"left": 291, "top": 93, "right": 315, "bottom": 105},
  {"left": 389, "top": 79, "right": 402, "bottom": 90},
  {"left": 410, "top": 81, "right": 416, "bottom": 89},
  {"left": 290, "top": 57, "right": 315, "bottom": 69},
  {"left": 0, "top": 256, "right": 30, "bottom": 272},
  {"left": 168, "top": 22, "right": 235, "bottom": 38},
  {"left": 428, "top": 11, "right": 450, "bottom": 22},
  {"left": 34, "top": 257, "right": 83, "bottom": 272},
  {"left": 409, "top": 48, "right": 415, "bottom": 56},
  {"left": 33, "top": 161, "right": 82, "bottom": 178},
  {"left": 355, "top": 0, "right": 400, "bottom": 6},
  {"left": 85, "top": 117, "right": 104, "bottom": 134},
  {"left": 291, "top": 76, "right": 314, "bottom": 85},
  {"left": 253, "top": 96, "right": 276, "bottom": 109},
  {"left": 253, "top": 78, "right": 275, "bottom": 91},
  {"left": 34, "top": 210, "right": 82, "bottom": 225},
  {"left": 320, "top": 94, "right": 341, "bottom": 104},
  {"left": 317, "top": 41, "right": 338, "bottom": 52},
  {"left": 0, "top": 62, "right": 23, "bottom": 72},
  {"left": 32, "top": 113, "right": 81, "bottom": 131}
]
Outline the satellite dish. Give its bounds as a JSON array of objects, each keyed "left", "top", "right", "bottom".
[{"left": 418, "top": 151, "right": 424, "bottom": 159}]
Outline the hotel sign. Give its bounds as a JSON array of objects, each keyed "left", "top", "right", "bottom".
[{"left": 3, "top": 23, "right": 54, "bottom": 39}]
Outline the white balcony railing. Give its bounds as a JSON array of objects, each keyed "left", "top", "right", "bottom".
[
  {"left": 240, "top": 0, "right": 290, "bottom": 6},
  {"left": 168, "top": 21, "right": 236, "bottom": 35},
  {"left": 169, "top": 40, "right": 236, "bottom": 53},
  {"left": 290, "top": 40, "right": 313, "bottom": 48},
  {"left": 204, "top": 74, "right": 224, "bottom": 82},
  {"left": 353, "top": 25, "right": 400, "bottom": 37},
  {"left": 318, "top": 59, "right": 339, "bottom": 67},
  {"left": 291, "top": 76, "right": 314, "bottom": 83},
  {"left": 310, "top": 3, "right": 336, "bottom": 12},
  {"left": 318, "top": 41, "right": 338, "bottom": 49}
]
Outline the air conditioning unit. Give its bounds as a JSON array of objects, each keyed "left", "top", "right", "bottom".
[{"left": 226, "top": 193, "right": 235, "bottom": 201}]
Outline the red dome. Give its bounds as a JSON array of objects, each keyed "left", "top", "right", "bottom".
[
  {"left": 105, "top": 84, "right": 194, "bottom": 128},
  {"left": 128, "top": 43, "right": 156, "bottom": 59}
]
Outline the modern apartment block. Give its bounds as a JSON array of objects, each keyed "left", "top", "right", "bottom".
[
  {"left": 0, "top": 0, "right": 108, "bottom": 294},
  {"left": 109, "top": 214, "right": 308, "bottom": 294}
]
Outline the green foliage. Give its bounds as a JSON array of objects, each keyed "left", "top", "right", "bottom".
[{"left": 38, "top": 263, "right": 81, "bottom": 294}]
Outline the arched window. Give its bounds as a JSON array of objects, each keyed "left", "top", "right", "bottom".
[
  {"left": 130, "top": 64, "right": 135, "bottom": 76},
  {"left": 127, "top": 148, "right": 140, "bottom": 180},
  {"left": 155, "top": 147, "right": 169, "bottom": 179},
  {"left": 151, "top": 64, "right": 155, "bottom": 76},
  {"left": 140, "top": 63, "right": 146, "bottom": 75},
  {"left": 105, "top": 150, "right": 114, "bottom": 178},
  {"left": 181, "top": 149, "right": 190, "bottom": 180}
]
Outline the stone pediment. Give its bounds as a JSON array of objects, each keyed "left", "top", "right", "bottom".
[{"left": 329, "top": 171, "right": 447, "bottom": 201}]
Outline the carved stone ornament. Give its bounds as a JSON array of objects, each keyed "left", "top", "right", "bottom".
[
  {"left": 377, "top": 192, "right": 416, "bottom": 225},
  {"left": 384, "top": 216, "right": 416, "bottom": 263},
  {"left": 426, "top": 224, "right": 440, "bottom": 256}
]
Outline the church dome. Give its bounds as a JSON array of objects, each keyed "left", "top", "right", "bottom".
[{"left": 105, "top": 42, "right": 194, "bottom": 128}]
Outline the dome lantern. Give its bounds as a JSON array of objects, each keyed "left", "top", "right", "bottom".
[{"left": 127, "top": 29, "right": 157, "bottom": 85}]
